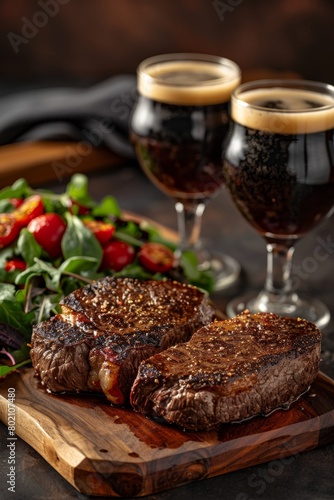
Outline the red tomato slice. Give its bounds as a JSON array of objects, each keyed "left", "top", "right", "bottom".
[
  {"left": 101, "top": 241, "right": 135, "bottom": 271},
  {"left": 14, "top": 195, "right": 44, "bottom": 227},
  {"left": 83, "top": 220, "right": 115, "bottom": 245},
  {"left": 4, "top": 259, "right": 27, "bottom": 272},
  {"left": 9, "top": 198, "right": 24, "bottom": 208},
  {"left": 138, "top": 242, "right": 174, "bottom": 273},
  {"left": 27, "top": 213, "right": 66, "bottom": 259},
  {"left": 0, "top": 214, "right": 20, "bottom": 248}
]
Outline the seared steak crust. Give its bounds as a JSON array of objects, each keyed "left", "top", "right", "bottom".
[
  {"left": 30, "top": 277, "right": 215, "bottom": 404},
  {"left": 130, "top": 311, "right": 322, "bottom": 431}
]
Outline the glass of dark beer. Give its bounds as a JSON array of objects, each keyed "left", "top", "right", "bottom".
[
  {"left": 223, "top": 79, "right": 334, "bottom": 327},
  {"left": 130, "top": 53, "right": 241, "bottom": 290}
]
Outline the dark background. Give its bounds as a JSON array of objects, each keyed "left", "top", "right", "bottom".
[{"left": 1, "top": 0, "right": 334, "bottom": 89}]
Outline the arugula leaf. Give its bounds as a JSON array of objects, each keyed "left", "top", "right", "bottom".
[
  {"left": 15, "top": 259, "right": 59, "bottom": 292},
  {"left": 0, "top": 199, "right": 15, "bottom": 213},
  {"left": 180, "top": 251, "right": 215, "bottom": 293},
  {"left": 33, "top": 293, "right": 62, "bottom": 324},
  {"left": 92, "top": 195, "right": 121, "bottom": 218},
  {"left": 17, "top": 229, "right": 43, "bottom": 266},
  {"left": 60, "top": 276, "right": 92, "bottom": 296},
  {"left": 0, "top": 358, "right": 31, "bottom": 378},
  {"left": 0, "top": 247, "right": 15, "bottom": 267},
  {"left": 53, "top": 256, "right": 98, "bottom": 288},
  {"left": 62, "top": 213, "right": 102, "bottom": 268},
  {"left": 0, "top": 299, "right": 34, "bottom": 338},
  {"left": 9, "top": 342, "right": 31, "bottom": 363},
  {"left": 0, "top": 248, "right": 15, "bottom": 283},
  {"left": 114, "top": 263, "right": 153, "bottom": 279},
  {"left": 0, "top": 178, "right": 32, "bottom": 201},
  {"left": 65, "top": 173, "right": 94, "bottom": 206},
  {"left": 113, "top": 229, "right": 143, "bottom": 248},
  {"left": 0, "top": 342, "right": 31, "bottom": 378},
  {"left": 0, "top": 283, "right": 16, "bottom": 301},
  {"left": 180, "top": 251, "right": 201, "bottom": 281},
  {"left": 41, "top": 196, "right": 62, "bottom": 214}
]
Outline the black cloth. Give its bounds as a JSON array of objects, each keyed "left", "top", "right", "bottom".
[{"left": 0, "top": 75, "right": 137, "bottom": 159}]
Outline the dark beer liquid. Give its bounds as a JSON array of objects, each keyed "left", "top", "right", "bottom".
[
  {"left": 131, "top": 99, "right": 228, "bottom": 201},
  {"left": 224, "top": 89, "right": 334, "bottom": 238},
  {"left": 131, "top": 60, "right": 240, "bottom": 203}
]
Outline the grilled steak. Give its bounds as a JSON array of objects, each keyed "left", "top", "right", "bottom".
[
  {"left": 130, "top": 311, "right": 322, "bottom": 431},
  {"left": 30, "top": 277, "right": 215, "bottom": 405}
]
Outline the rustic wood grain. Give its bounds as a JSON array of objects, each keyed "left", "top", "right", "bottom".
[
  {"left": 0, "top": 369, "right": 333, "bottom": 497},
  {"left": 0, "top": 141, "right": 126, "bottom": 188}
]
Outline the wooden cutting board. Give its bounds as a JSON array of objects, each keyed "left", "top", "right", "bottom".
[
  {"left": 0, "top": 369, "right": 334, "bottom": 497},
  {"left": 0, "top": 141, "right": 126, "bottom": 188}
]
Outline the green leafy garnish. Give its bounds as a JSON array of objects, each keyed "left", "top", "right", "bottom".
[
  {"left": 17, "top": 229, "right": 43, "bottom": 266},
  {"left": 0, "top": 178, "right": 32, "bottom": 201},
  {"left": 62, "top": 213, "right": 102, "bottom": 267},
  {"left": 65, "top": 173, "right": 94, "bottom": 207},
  {"left": 0, "top": 174, "right": 215, "bottom": 379}
]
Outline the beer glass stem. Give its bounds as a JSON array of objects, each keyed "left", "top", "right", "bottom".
[
  {"left": 254, "top": 242, "right": 301, "bottom": 313},
  {"left": 175, "top": 201, "right": 205, "bottom": 257},
  {"left": 227, "top": 238, "right": 330, "bottom": 327},
  {"left": 265, "top": 242, "right": 295, "bottom": 295}
]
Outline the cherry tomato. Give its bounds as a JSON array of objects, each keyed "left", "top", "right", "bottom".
[
  {"left": 101, "top": 241, "right": 135, "bottom": 271},
  {"left": 27, "top": 213, "right": 66, "bottom": 259},
  {"left": 9, "top": 198, "right": 24, "bottom": 208},
  {"left": 14, "top": 195, "right": 44, "bottom": 227},
  {"left": 138, "top": 242, "right": 174, "bottom": 273},
  {"left": 83, "top": 219, "right": 115, "bottom": 245},
  {"left": 4, "top": 259, "right": 27, "bottom": 272},
  {"left": 0, "top": 214, "right": 20, "bottom": 248}
]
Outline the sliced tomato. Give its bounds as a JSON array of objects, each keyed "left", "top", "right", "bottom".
[
  {"left": 101, "top": 241, "right": 135, "bottom": 271},
  {"left": 83, "top": 219, "right": 115, "bottom": 245},
  {"left": 138, "top": 242, "right": 174, "bottom": 273},
  {"left": 4, "top": 259, "right": 27, "bottom": 272},
  {"left": 27, "top": 213, "right": 66, "bottom": 259},
  {"left": 14, "top": 195, "right": 44, "bottom": 227},
  {"left": 9, "top": 198, "right": 24, "bottom": 208},
  {"left": 0, "top": 214, "right": 20, "bottom": 248}
]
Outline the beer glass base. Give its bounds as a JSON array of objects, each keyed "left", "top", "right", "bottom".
[
  {"left": 226, "top": 292, "right": 330, "bottom": 329},
  {"left": 199, "top": 252, "right": 241, "bottom": 291}
]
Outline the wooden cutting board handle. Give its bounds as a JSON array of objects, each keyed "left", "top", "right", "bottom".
[{"left": 0, "top": 141, "right": 126, "bottom": 188}]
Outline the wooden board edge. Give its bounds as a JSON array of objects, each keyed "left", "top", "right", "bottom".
[
  {"left": 1, "top": 371, "right": 334, "bottom": 497},
  {"left": 0, "top": 141, "right": 127, "bottom": 188}
]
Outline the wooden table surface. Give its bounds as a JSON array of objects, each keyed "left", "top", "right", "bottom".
[{"left": 0, "top": 149, "right": 334, "bottom": 500}]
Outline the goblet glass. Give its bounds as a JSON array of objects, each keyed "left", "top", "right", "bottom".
[
  {"left": 130, "top": 53, "right": 241, "bottom": 290},
  {"left": 223, "top": 79, "right": 334, "bottom": 327}
]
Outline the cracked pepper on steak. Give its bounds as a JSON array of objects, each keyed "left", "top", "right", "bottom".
[
  {"left": 130, "top": 311, "right": 322, "bottom": 431},
  {"left": 30, "top": 277, "right": 215, "bottom": 405}
]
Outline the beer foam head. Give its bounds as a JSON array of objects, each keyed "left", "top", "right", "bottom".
[
  {"left": 231, "top": 82, "right": 334, "bottom": 134},
  {"left": 138, "top": 54, "right": 241, "bottom": 106}
]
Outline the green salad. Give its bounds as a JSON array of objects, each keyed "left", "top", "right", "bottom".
[{"left": 0, "top": 174, "right": 214, "bottom": 377}]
